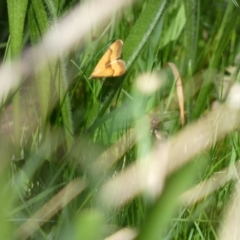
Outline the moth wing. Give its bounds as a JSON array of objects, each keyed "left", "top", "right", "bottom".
[
  {"left": 90, "top": 60, "right": 126, "bottom": 78},
  {"left": 110, "top": 60, "right": 126, "bottom": 77},
  {"left": 109, "top": 40, "right": 123, "bottom": 61},
  {"left": 89, "top": 40, "right": 124, "bottom": 79}
]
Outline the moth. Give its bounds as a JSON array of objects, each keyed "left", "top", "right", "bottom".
[{"left": 89, "top": 40, "right": 126, "bottom": 79}]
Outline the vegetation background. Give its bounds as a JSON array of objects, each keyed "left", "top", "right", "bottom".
[{"left": 0, "top": 0, "right": 240, "bottom": 239}]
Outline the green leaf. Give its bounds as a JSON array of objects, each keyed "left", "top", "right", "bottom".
[
  {"left": 7, "top": 0, "right": 28, "bottom": 57},
  {"left": 7, "top": 0, "right": 28, "bottom": 156},
  {"left": 159, "top": 3, "right": 186, "bottom": 49},
  {"left": 28, "top": 1, "right": 51, "bottom": 120},
  {"left": 182, "top": 0, "right": 199, "bottom": 73},
  {"left": 28, "top": 0, "right": 74, "bottom": 149}
]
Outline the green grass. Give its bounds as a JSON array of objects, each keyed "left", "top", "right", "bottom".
[{"left": 1, "top": 0, "right": 240, "bottom": 239}]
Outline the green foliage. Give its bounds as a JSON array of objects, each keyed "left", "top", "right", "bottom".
[{"left": 1, "top": 0, "right": 240, "bottom": 239}]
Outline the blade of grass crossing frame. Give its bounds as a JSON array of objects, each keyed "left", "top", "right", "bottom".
[
  {"left": 28, "top": 0, "right": 51, "bottom": 120},
  {"left": 182, "top": 0, "right": 199, "bottom": 73},
  {"left": 29, "top": 0, "right": 74, "bottom": 150},
  {"left": 7, "top": 0, "right": 28, "bottom": 156},
  {"left": 5, "top": 1, "right": 28, "bottom": 238},
  {"left": 44, "top": 0, "right": 74, "bottom": 150}
]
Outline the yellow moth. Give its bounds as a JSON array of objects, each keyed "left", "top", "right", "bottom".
[{"left": 89, "top": 40, "right": 126, "bottom": 79}]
